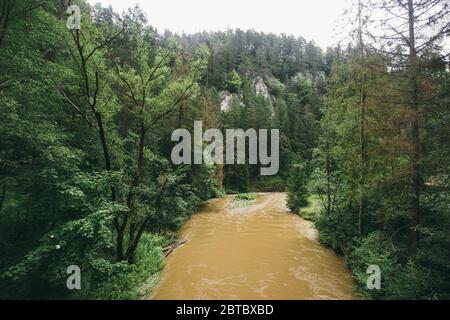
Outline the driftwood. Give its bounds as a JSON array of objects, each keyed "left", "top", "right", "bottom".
[{"left": 163, "top": 239, "right": 187, "bottom": 257}]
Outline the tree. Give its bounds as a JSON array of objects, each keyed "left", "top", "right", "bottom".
[
  {"left": 108, "top": 9, "right": 210, "bottom": 262},
  {"left": 225, "top": 69, "right": 242, "bottom": 93},
  {"left": 365, "top": 0, "right": 450, "bottom": 247},
  {"left": 287, "top": 154, "right": 310, "bottom": 212},
  {"left": 357, "top": 0, "right": 368, "bottom": 239}
]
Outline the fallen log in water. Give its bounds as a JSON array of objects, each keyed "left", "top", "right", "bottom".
[{"left": 163, "top": 239, "right": 187, "bottom": 257}]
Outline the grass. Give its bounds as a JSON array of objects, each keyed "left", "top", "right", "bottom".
[
  {"left": 234, "top": 193, "right": 257, "bottom": 201},
  {"left": 229, "top": 193, "right": 257, "bottom": 210},
  {"left": 298, "top": 195, "right": 322, "bottom": 222}
]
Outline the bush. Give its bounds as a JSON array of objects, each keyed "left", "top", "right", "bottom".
[
  {"left": 347, "top": 231, "right": 443, "bottom": 300},
  {"left": 347, "top": 231, "right": 399, "bottom": 299},
  {"left": 87, "top": 234, "right": 164, "bottom": 300},
  {"left": 225, "top": 70, "right": 242, "bottom": 93},
  {"left": 249, "top": 176, "right": 287, "bottom": 192},
  {"left": 267, "top": 78, "right": 285, "bottom": 96},
  {"left": 224, "top": 164, "right": 250, "bottom": 193},
  {"left": 287, "top": 157, "right": 310, "bottom": 212},
  {"left": 235, "top": 193, "right": 256, "bottom": 201},
  {"left": 315, "top": 206, "right": 358, "bottom": 253},
  {"left": 298, "top": 195, "right": 322, "bottom": 222}
]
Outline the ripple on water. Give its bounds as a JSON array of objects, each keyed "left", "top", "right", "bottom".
[{"left": 150, "top": 193, "right": 356, "bottom": 300}]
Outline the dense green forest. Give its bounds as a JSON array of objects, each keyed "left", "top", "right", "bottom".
[{"left": 0, "top": 0, "right": 449, "bottom": 299}]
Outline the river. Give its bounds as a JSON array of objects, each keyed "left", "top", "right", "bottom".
[{"left": 150, "top": 193, "right": 356, "bottom": 300}]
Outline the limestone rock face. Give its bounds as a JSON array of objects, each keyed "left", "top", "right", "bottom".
[
  {"left": 252, "top": 75, "right": 270, "bottom": 100},
  {"left": 219, "top": 75, "right": 274, "bottom": 113},
  {"left": 219, "top": 91, "right": 245, "bottom": 112},
  {"left": 219, "top": 91, "right": 233, "bottom": 112},
  {"left": 292, "top": 71, "right": 325, "bottom": 84}
]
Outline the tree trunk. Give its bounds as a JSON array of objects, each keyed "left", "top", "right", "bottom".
[
  {"left": 215, "top": 164, "right": 224, "bottom": 189},
  {"left": 124, "top": 123, "right": 147, "bottom": 262},
  {"left": 0, "top": 185, "right": 6, "bottom": 212},
  {"left": 407, "top": 0, "right": 421, "bottom": 249},
  {"left": 177, "top": 103, "right": 184, "bottom": 128},
  {"left": 115, "top": 221, "right": 125, "bottom": 261},
  {"left": 0, "top": 0, "right": 13, "bottom": 49},
  {"left": 359, "top": 78, "right": 367, "bottom": 239},
  {"left": 358, "top": 0, "right": 367, "bottom": 239},
  {"left": 326, "top": 141, "right": 332, "bottom": 216},
  {"left": 125, "top": 177, "right": 168, "bottom": 264}
]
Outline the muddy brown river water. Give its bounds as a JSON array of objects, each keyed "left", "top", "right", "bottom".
[{"left": 150, "top": 193, "right": 356, "bottom": 300}]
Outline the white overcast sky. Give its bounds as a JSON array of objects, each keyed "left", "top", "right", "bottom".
[{"left": 87, "top": 0, "right": 352, "bottom": 49}]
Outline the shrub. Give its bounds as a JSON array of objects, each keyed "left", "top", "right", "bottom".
[
  {"left": 235, "top": 193, "right": 256, "bottom": 201},
  {"left": 287, "top": 158, "right": 310, "bottom": 212},
  {"left": 347, "top": 231, "right": 442, "bottom": 300},
  {"left": 315, "top": 206, "right": 358, "bottom": 253},
  {"left": 298, "top": 195, "right": 322, "bottom": 222},
  {"left": 225, "top": 70, "right": 242, "bottom": 93},
  {"left": 249, "top": 176, "right": 287, "bottom": 192},
  {"left": 86, "top": 234, "right": 164, "bottom": 300}
]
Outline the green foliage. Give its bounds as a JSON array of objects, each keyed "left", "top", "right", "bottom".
[
  {"left": 298, "top": 195, "right": 322, "bottom": 222},
  {"left": 0, "top": 0, "right": 215, "bottom": 299},
  {"left": 0, "top": 201, "right": 124, "bottom": 299},
  {"left": 347, "top": 232, "right": 401, "bottom": 299},
  {"left": 234, "top": 193, "right": 256, "bottom": 201},
  {"left": 287, "top": 155, "right": 310, "bottom": 212},
  {"left": 313, "top": 37, "right": 450, "bottom": 299},
  {"left": 267, "top": 78, "right": 285, "bottom": 97},
  {"left": 315, "top": 205, "right": 357, "bottom": 253},
  {"left": 347, "top": 232, "right": 444, "bottom": 300},
  {"left": 190, "top": 28, "right": 325, "bottom": 192},
  {"left": 87, "top": 234, "right": 164, "bottom": 300},
  {"left": 249, "top": 176, "right": 287, "bottom": 192},
  {"left": 225, "top": 70, "right": 242, "bottom": 93},
  {"left": 1, "top": 0, "right": 448, "bottom": 301}
]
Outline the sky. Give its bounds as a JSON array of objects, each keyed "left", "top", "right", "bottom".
[{"left": 87, "top": 0, "right": 352, "bottom": 49}]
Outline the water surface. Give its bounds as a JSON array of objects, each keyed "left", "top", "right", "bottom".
[{"left": 150, "top": 193, "right": 355, "bottom": 300}]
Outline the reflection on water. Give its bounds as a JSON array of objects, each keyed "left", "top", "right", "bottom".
[{"left": 150, "top": 193, "right": 356, "bottom": 300}]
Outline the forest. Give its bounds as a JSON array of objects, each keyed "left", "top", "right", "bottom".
[{"left": 0, "top": 0, "right": 449, "bottom": 300}]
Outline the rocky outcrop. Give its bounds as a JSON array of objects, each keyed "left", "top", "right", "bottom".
[
  {"left": 219, "top": 91, "right": 245, "bottom": 112},
  {"left": 219, "top": 91, "right": 234, "bottom": 112},
  {"left": 220, "top": 76, "right": 275, "bottom": 113},
  {"left": 252, "top": 75, "right": 270, "bottom": 100},
  {"left": 292, "top": 71, "right": 325, "bottom": 84}
]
